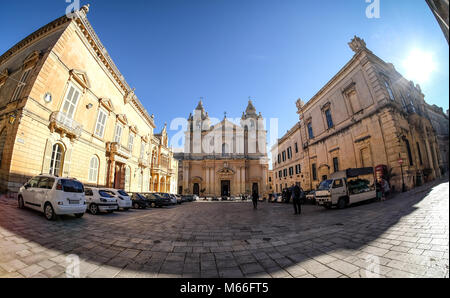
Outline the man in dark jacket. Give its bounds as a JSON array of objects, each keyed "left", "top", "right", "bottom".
[
  {"left": 292, "top": 184, "right": 302, "bottom": 215},
  {"left": 252, "top": 191, "right": 258, "bottom": 210}
]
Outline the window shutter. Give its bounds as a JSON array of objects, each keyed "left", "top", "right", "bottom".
[
  {"left": 62, "top": 148, "right": 72, "bottom": 177},
  {"left": 41, "top": 139, "right": 53, "bottom": 174}
]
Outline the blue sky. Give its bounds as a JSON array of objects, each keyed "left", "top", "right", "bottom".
[{"left": 1, "top": 0, "right": 448, "bottom": 151}]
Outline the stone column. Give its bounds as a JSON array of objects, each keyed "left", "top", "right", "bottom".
[
  {"left": 262, "top": 165, "right": 267, "bottom": 196},
  {"left": 205, "top": 166, "right": 210, "bottom": 195},
  {"left": 237, "top": 167, "right": 241, "bottom": 194},
  {"left": 184, "top": 167, "right": 189, "bottom": 194},
  {"left": 424, "top": 137, "right": 436, "bottom": 180},
  {"left": 241, "top": 167, "right": 246, "bottom": 194},
  {"left": 431, "top": 142, "right": 441, "bottom": 178}
]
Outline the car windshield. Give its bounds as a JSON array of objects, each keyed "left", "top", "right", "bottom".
[
  {"left": 318, "top": 180, "right": 333, "bottom": 190},
  {"left": 99, "top": 190, "right": 114, "bottom": 198},
  {"left": 118, "top": 190, "right": 129, "bottom": 196},
  {"left": 60, "top": 179, "right": 84, "bottom": 193},
  {"left": 136, "top": 193, "right": 146, "bottom": 200}
]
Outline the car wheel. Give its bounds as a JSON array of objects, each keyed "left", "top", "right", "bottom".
[
  {"left": 44, "top": 203, "right": 56, "bottom": 221},
  {"left": 18, "top": 196, "right": 25, "bottom": 209},
  {"left": 75, "top": 213, "right": 84, "bottom": 218},
  {"left": 133, "top": 203, "right": 140, "bottom": 209},
  {"left": 89, "top": 204, "right": 99, "bottom": 215},
  {"left": 337, "top": 198, "right": 347, "bottom": 209},
  {"left": 151, "top": 202, "right": 156, "bottom": 208}
]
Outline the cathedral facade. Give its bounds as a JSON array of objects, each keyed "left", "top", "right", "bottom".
[{"left": 175, "top": 101, "right": 269, "bottom": 198}]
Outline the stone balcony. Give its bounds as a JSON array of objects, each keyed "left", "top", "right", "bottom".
[
  {"left": 138, "top": 158, "right": 149, "bottom": 168},
  {"left": 106, "top": 142, "right": 131, "bottom": 159},
  {"left": 49, "top": 111, "right": 83, "bottom": 140}
]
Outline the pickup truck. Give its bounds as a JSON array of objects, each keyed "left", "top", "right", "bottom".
[{"left": 315, "top": 168, "right": 377, "bottom": 209}]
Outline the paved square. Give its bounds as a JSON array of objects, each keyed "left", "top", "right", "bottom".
[{"left": 0, "top": 180, "right": 448, "bottom": 278}]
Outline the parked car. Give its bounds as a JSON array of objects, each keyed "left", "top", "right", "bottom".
[
  {"left": 18, "top": 175, "right": 87, "bottom": 220},
  {"left": 182, "top": 195, "right": 198, "bottom": 202},
  {"left": 84, "top": 187, "right": 118, "bottom": 215},
  {"left": 104, "top": 189, "right": 132, "bottom": 211},
  {"left": 155, "top": 193, "right": 176, "bottom": 205},
  {"left": 180, "top": 195, "right": 189, "bottom": 203},
  {"left": 142, "top": 193, "right": 171, "bottom": 208},
  {"left": 130, "top": 193, "right": 150, "bottom": 209},
  {"left": 174, "top": 194, "right": 183, "bottom": 204}
]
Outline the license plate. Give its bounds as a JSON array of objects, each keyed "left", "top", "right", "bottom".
[{"left": 68, "top": 200, "right": 80, "bottom": 205}]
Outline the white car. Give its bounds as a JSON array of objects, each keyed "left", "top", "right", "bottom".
[
  {"left": 18, "top": 175, "right": 87, "bottom": 220},
  {"left": 104, "top": 189, "right": 132, "bottom": 211},
  {"left": 84, "top": 187, "right": 118, "bottom": 215}
]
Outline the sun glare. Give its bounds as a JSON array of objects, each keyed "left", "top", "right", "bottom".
[{"left": 402, "top": 49, "right": 436, "bottom": 84}]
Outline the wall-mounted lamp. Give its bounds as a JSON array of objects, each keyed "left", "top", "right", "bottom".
[
  {"left": 9, "top": 112, "right": 17, "bottom": 125},
  {"left": 86, "top": 103, "right": 93, "bottom": 109}
]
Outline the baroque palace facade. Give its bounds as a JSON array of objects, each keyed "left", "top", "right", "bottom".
[
  {"left": 175, "top": 101, "right": 269, "bottom": 198},
  {"left": 272, "top": 36, "right": 446, "bottom": 192},
  {"left": 0, "top": 5, "right": 177, "bottom": 194}
]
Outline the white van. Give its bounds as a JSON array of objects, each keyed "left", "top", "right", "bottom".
[
  {"left": 18, "top": 175, "right": 87, "bottom": 220},
  {"left": 84, "top": 187, "right": 118, "bottom": 215},
  {"left": 315, "top": 168, "right": 377, "bottom": 209}
]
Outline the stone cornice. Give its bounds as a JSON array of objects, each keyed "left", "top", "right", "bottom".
[
  {"left": 0, "top": 15, "right": 71, "bottom": 66},
  {"left": 0, "top": 8, "right": 156, "bottom": 130}
]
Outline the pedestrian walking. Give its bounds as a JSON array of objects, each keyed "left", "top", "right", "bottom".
[
  {"left": 252, "top": 190, "right": 259, "bottom": 210},
  {"left": 292, "top": 184, "right": 302, "bottom": 215}
]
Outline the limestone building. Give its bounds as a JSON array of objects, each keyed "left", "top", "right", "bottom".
[
  {"left": 176, "top": 100, "right": 269, "bottom": 197},
  {"left": 271, "top": 122, "right": 304, "bottom": 193},
  {"left": 0, "top": 5, "right": 177, "bottom": 194},
  {"left": 424, "top": 104, "right": 449, "bottom": 174},
  {"left": 273, "top": 36, "right": 442, "bottom": 192}
]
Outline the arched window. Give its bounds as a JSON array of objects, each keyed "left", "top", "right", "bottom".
[
  {"left": 0, "top": 128, "right": 7, "bottom": 167},
  {"left": 88, "top": 156, "right": 99, "bottom": 183},
  {"left": 49, "top": 143, "right": 64, "bottom": 176}
]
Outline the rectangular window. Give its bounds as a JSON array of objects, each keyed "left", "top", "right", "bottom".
[
  {"left": 405, "top": 139, "right": 413, "bottom": 166},
  {"left": 295, "top": 164, "right": 301, "bottom": 174},
  {"left": 94, "top": 109, "right": 108, "bottom": 138},
  {"left": 333, "top": 157, "right": 339, "bottom": 172},
  {"left": 289, "top": 167, "right": 294, "bottom": 176},
  {"left": 278, "top": 170, "right": 282, "bottom": 179},
  {"left": 282, "top": 151, "right": 286, "bottom": 162},
  {"left": 60, "top": 84, "right": 81, "bottom": 120},
  {"left": 325, "top": 109, "right": 334, "bottom": 129},
  {"left": 295, "top": 143, "right": 299, "bottom": 153},
  {"left": 128, "top": 134, "right": 134, "bottom": 151},
  {"left": 10, "top": 69, "right": 31, "bottom": 102},
  {"left": 287, "top": 147, "right": 292, "bottom": 159},
  {"left": 312, "top": 163, "right": 317, "bottom": 181},
  {"left": 114, "top": 124, "right": 123, "bottom": 143},
  {"left": 384, "top": 81, "right": 395, "bottom": 101},
  {"left": 307, "top": 122, "right": 314, "bottom": 139},
  {"left": 278, "top": 154, "right": 281, "bottom": 164},
  {"left": 416, "top": 142, "right": 423, "bottom": 165},
  {"left": 283, "top": 169, "right": 287, "bottom": 177}
]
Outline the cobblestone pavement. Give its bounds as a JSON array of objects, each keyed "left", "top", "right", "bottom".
[{"left": 0, "top": 180, "right": 448, "bottom": 278}]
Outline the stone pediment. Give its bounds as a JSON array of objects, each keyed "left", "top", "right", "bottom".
[
  {"left": 99, "top": 98, "right": 114, "bottom": 112},
  {"left": 69, "top": 69, "right": 91, "bottom": 91},
  {"left": 117, "top": 114, "right": 128, "bottom": 125},
  {"left": 217, "top": 167, "right": 235, "bottom": 175}
]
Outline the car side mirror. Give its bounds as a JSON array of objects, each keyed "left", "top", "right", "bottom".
[{"left": 24, "top": 183, "right": 31, "bottom": 189}]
